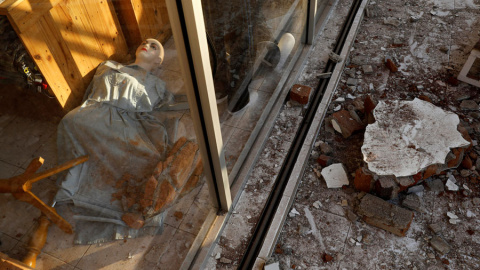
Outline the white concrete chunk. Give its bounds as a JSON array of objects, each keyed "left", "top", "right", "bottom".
[
  {"left": 321, "top": 163, "right": 349, "bottom": 188},
  {"left": 264, "top": 262, "right": 280, "bottom": 270},
  {"left": 362, "top": 98, "right": 470, "bottom": 177}
]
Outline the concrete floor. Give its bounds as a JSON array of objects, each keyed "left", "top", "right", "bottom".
[{"left": 203, "top": 0, "right": 480, "bottom": 269}]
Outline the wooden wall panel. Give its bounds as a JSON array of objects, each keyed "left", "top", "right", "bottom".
[{"left": 0, "top": 0, "right": 166, "bottom": 111}]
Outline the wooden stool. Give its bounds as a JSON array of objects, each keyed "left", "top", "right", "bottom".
[{"left": 0, "top": 155, "right": 88, "bottom": 268}]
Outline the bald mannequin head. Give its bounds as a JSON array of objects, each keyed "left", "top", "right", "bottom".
[{"left": 134, "top": 38, "right": 164, "bottom": 72}]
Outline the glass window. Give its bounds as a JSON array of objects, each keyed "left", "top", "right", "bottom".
[{"left": 202, "top": 0, "right": 309, "bottom": 182}]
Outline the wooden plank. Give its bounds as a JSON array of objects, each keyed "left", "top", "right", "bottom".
[
  {"left": 82, "top": 0, "right": 128, "bottom": 61},
  {"left": 111, "top": 0, "right": 142, "bottom": 50},
  {"left": 0, "top": 0, "right": 23, "bottom": 15},
  {"left": 2, "top": 0, "right": 63, "bottom": 33},
  {"left": 0, "top": 252, "right": 33, "bottom": 270},
  {"left": 50, "top": 1, "right": 107, "bottom": 79},
  {"left": 131, "top": 0, "right": 171, "bottom": 42}
]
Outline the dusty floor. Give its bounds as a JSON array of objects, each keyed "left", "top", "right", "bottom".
[{"left": 272, "top": 0, "right": 480, "bottom": 269}]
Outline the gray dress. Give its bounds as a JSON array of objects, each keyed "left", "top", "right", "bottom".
[{"left": 55, "top": 60, "right": 179, "bottom": 244}]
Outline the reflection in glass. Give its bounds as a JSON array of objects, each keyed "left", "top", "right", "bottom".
[{"left": 202, "top": 0, "right": 308, "bottom": 177}]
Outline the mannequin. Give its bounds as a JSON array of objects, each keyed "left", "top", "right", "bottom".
[{"left": 55, "top": 38, "right": 197, "bottom": 244}]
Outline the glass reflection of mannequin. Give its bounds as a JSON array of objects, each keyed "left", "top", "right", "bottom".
[{"left": 55, "top": 38, "right": 187, "bottom": 244}]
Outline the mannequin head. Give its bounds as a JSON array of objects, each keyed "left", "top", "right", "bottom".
[{"left": 134, "top": 38, "right": 164, "bottom": 72}]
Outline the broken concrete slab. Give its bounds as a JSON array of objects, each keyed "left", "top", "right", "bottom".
[
  {"left": 362, "top": 98, "right": 471, "bottom": 177},
  {"left": 356, "top": 194, "right": 414, "bottom": 237},
  {"left": 321, "top": 163, "right": 349, "bottom": 188}
]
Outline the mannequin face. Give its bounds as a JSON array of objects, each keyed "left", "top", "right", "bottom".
[{"left": 135, "top": 39, "right": 164, "bottom": 66}]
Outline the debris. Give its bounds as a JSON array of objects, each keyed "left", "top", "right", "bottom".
[
  {"left": 346, "top": 78, "right": 358, "bottom": 86},
  {"left": 319, "top": 142, "right": 333, "bottom": 154},
  {"left": 473, "top": 197, "right": 480, "bottom": 206},
  {"left": 428, "top": 223, "right": 442, "bottom": 234},
  {"left": 460, "top": 100, "right": 479, "bottom": 111},
  {"left": 219, "top": 257, "right": 232, "bottom": 264},
  {"left": 341, "top": 200, "right": 348, "bottom": 206},
  {"left": 430, "top": 236, "right": 451, "bottom": 255},
  {"left": 215, "top": 252, "right": 221, "bottom": 259},
  {"left": 345, "top": 209, "right": 359, "bottom": 222},
  {"left": 121, "top": 212, "right": 145, "bottom": 229},
  {"left": 361, "top": 98, "right": 470, "bottom": 177},
  {"left": 410, "top": 11, "right": 424, "bottom": 22},
  {"left": 426, "top": 179, "right": 445, "bottom": 192},
  {"left": 383, "top": 17, "right": 401, "bottom": 27},
  {"left": 313, "top": 201, "right": 322, "bottom": 209},
  {"left": 402, "top": 194, "right": 426, "bottom": 213},
  {"left": 318, "top": 72, "right": 332, "bottom": 79},
  {"left": 447, "top": 212, "right": 460, "bottom": 224},
  {"left": 354, "top": 167, "right": 375, "bottom": 193},
  {"left": 321, "top": 163, "right": 349, "bottom": 188},
  {"left": 362, "top": 65, "right": 374, "bottom": 74},
  {"left": 264, "top": 262, "right": 280, "bottom": 270},
  {"left": 407, "top": 185, "right": 424, "bottom": 195},
  {"left": 329, "top": 51, "right": 343, "bottom": 63},
  {"left": 457, "top": 48, "right": 480, "bottom": 88},
  {"left": 385, "top": 58, "right": 398, "bottom": 72},
  {"left": 445, "top": 178, "right": 459, "bottom": 191},
  {"left": 322, "top": 253, "right": 334, "bottom": 263},
  {"left": 289, "top": 208, "right": 300, "bottom": 217},
  {"left": 375, "top": 176, "right": 399, "bottom": 200},
  {"left": 290, "top": 84, "right": 313, "bottom": 105},
  {"left": 331, "top": 110, "right": 364, "bottom": 138},
  {"left": 356, "top": 194, "right": 414, "bottom": 237},
  {"left": 317, "top": 155, "right": 332, "bottom": 167}
]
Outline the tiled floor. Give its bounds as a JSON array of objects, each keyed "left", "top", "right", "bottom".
[{"left": 0, "top": 18, "right": 289, "bottom": 268}]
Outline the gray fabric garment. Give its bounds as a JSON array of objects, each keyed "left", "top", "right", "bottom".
[{"left": 55, "top": 61, "right": 184, "bottom": 244}]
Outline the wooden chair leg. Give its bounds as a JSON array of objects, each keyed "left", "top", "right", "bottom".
[{"left": 23, "top": 214, "right": 51, "bottom": 268}]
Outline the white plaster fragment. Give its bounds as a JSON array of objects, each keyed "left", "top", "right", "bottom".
[
  {"left": 321, "top": 163, "right": 349, "bottom": 188},
  {"left": 289, "top": 208, "right": 300, "bottom": 217},
  {"left": 446, "top": 179, "right": 459, "bottom": 191},
  {"left": 361, "top": 98, "right": 470, "bottom": 177}
]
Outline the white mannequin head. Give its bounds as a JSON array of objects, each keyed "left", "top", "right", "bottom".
[{"left": 134, "top": 38, "right": 164, "bottom": 72}]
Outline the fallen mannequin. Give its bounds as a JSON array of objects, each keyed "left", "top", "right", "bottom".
[{"left": 55, "top": 38, "right": 202, "bottom": 244}]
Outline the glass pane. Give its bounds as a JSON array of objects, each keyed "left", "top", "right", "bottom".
[
  {"left": 0, "top": 1, "right": 213, "bottom": 269},
  {"left": 202, "top": 0, "right": 309, "bottom": 179}
]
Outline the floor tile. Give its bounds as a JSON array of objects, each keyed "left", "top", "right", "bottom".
[{"left": 75, "top": 224, "right": 177, "bottom": 270}]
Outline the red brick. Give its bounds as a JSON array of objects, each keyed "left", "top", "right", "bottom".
[
  {"left": 153, "top": 181, "right": 176, "bottom": 213},
  {"left": 317, "top": 155, "right": 332, "bottom": 167},
  {"left": 178, "top": 158, "right": 203, "bottom": 199},
  {"left": 423, "top": 164, "right": 439, "bottom": 179},
  {"left": 385, "top": 59, "right": 398, "bottom": 72},
  {"left": 462, "top": 155, "right": 473, "bottom": 169},
  {"left": 447, "top": 148, "right": 465, "bottom": 168},
  {"left": 122, "top": 212, "right": 145, "bottom": 229},
  {"left": 354, "top": 167, "right": 374, "bottom": 192},
  {"left": 170, "top": 141, "right": 199, "bottom": 188},
  {"left": 364, "top": 95, "right": 377, "bottom": 124},
  {"left": 457, "top": 125, "right": 473, "bottom": 151},
  {"left": 331, "top": 110, "right": 364, "bottom": 138},
  {"left": 290, "top": 84, "right": 312, "bottom": 105}
]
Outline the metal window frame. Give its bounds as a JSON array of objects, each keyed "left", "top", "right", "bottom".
[{"left": 165, "top": 0, "right": 231, "bottom": 211}]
